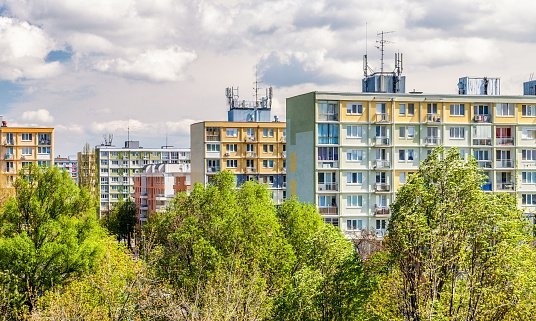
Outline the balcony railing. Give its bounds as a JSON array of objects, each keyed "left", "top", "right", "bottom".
[
  {"left": 207, "top": 166, "right": 221, "bottom": 173},
  {"left": 374, "top": 160, "right": 391, "bottom": 169},
  {"left": 246, "top": 167, "right": 256, "bottom": 173},
  {"left": 318, "top": 206, "right": 338, "bottom": 215},
  {"left": 374, "top": 206, "right": 390, "bottom": 216},
  {"left": 425, "top": 137, "right": 441, "bottom": 145},
  {"left": 318, "top": 114, "right": 339, "bottom": 121},
  {"left": 426, "top": 114, "right": 441, "bottom": 123},
  {"left": 318, "top": 183, "right": 338, "bottom": 191},
  {"left": 477, "top": 160, "right": 492, "bottom": 168},
  {"left": 3, "top": 139, "right": 14, "bottom": 145},
  {"left": 373, "top": 137, "right": 390, "bottom": 146},
  {"left": 473, "top": 138, "right": 492, "bottom": 146},
  {"left": 473, "top": 115, "right": 491, "bottom": 123},
  {"left": 374, "top": 183, "right": 391, "bottom": 192},
  {"left": 375, "top": 229, "right": 387, "bottom": 237},
  {"left": 374, "top": 114, "right": 390, "bottom": 123},
  {"left": 496, "top": 137, "right": 514, "bottom": 145},
  {"left": 496, "top": 160, "right": 513, "bottom": 168},
  {"left": 496, "top": 182, "right": 515, "bottom": 190},
  {"left": 246, "top": 151, "right": 256, "bottom": 157},
  {"left": 38, "top": 139, "right": 51, "bottom": 145},
  {"left": 206, "top": 135, "right": 220, "bottom": 141},
  {"left": 317, "top": 160, "right": 339, "bottom": 169},
  {"left": 3, "top": 153, "right": 13, "bottom": 160}
]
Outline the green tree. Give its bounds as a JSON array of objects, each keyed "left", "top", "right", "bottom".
[
  {"left": 102, "top": 198, "right": 136, "bottom": 249},
  {"left": 144, "top": 171, "right": 295, "bottom": 320},
  {"left": 371, "top": 147, "right": 536, "bottom": 320},
  {"left": 0, "top": 165, "right": 105, "bottom": 318}
]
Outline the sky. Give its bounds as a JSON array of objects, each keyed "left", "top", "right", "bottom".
[{"left": 0, "top": 0, "right": 535, "bottom": 157}]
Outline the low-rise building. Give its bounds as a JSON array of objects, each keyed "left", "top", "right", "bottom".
[{"left": 54, "top": 155, "right": 78, "bottom": 183}]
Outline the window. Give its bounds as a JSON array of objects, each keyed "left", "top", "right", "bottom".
[
  {"left": 449, "top": 127, "right": 465, "bottom": 139},
  {"left": 399, "top": 103, "right": 406, "bottom": 115},
  {"left": 21, "top": 133, "right": 33, "bottom": 141},
  {"left": 522, "top": 194, "right": 536, "bottom": 205},
  {"left": 346, "top": 149, "right": 363, "bottom": 161},
  {"left": 226, "top": 160, "right": 237, "bottom": 168},
  {"left": 22, "top": 147, "right": 33, "bottom": 155},
  {"left": 246, "top": 159, "right": 255, "bottom": 168},
  {"left": 263, "top": 160, "right": 274, "bottom": 168},
  {"left": 522, "top": 105, "right": 536, "bottom": 116},
  {"left": 407, "top": 126, "right": 415, "bottom": 138},
  {"left": 521, "top": 128, "right": 536, "bottom": 140},
  {"left": 22, "top": 161, "right": 32, "bottom": 168},
  {"left": 263, "top": 128, "right": 274, "bottom": 137},
  {"left": 522, "top": 149, "right": 536, "bottom": 161},
  {"left": 318, "top": 195, "right": 337, "bottom": 207},
  {"left": 347, "top": 172, "right": 363, "bottom": 184},
  {"left": 399, "top": 149, "right": 405, "bottom": 161},
  {"left": 206, "top": 144, "right": 220, "bottom": 152},
  {"left": 324, "top": 217, "right": 339, "bottom": 226},
  {"left": 226, "top": 128, "right": 238, "bottom": 137},
  {"left": 318, "top": 147, "right": 339, "bottom": 161},
  {"left": 346, "top": 219, "right": 363, "bottom": 231},
  {"left": 318, "top": 101, "right": 339, "bottom": 121},
  {"left": 347, "top": 125, "right": 363, "bottom": 138},
  {"left": 522, "top": 172, "right": 536, "bottom": 184},
  {"left": 496, "top": 103, "right": 515, "bottom": 116},
  {"left": 347, "top": 195, "right": 363, "bottom": 208},
  {"left": 427, "top": 103, "right": 438, "bottom": 114},
  {"left": 346, "top": 103, "right": 363, "bottom": 115},
  {"left": 400, "top": 172, "right": 406, "bottom": 184},
  {"left": 317, "top": 124, "right": 339, "bottom": 144},
  {"left": 474, "top": 104, "right": 489, "bottom": 115},
  {"left": 262, "top": 144, "right": 274, "bottom": 153},
  {"left": 399, "top": 126, "right": 405, "bottom": 138},
  {"left": 449, "top": 104, "right": 465, "bottom": 116},
  {"left": 227, "top": 144, "right": 238, "bottom": 152},
  {"left": 408, "top": 103, "right": 415, "bottom": 116},
  {"left": 246, "top": 128, "right": 255, "bottom": 139},
  {"left": 37, "top": 146, "right": 50, "bottom": 155}
]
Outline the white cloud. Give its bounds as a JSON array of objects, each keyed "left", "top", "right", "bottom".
[
  {"left": 89, "top": 118, "right": 197, "bottom": 136},
  {"left": 20, "top": 109, "right": 54, "bottom": 123},
  {"left": 94, "top": 46, "right": 197, "bottom": 82},
  {"left": 0, "top": 17, "right": 62, "bottom": 80}
]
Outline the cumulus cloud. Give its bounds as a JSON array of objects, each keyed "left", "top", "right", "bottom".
[
  {"left": 0, "top": 17, "right": 62, "bottom": 80},
  {"left": 94, "top": 46, "right": 197, "bottom": 82},
  {"left": 21, "top": 109, "right": 54, "bottom": 123}
]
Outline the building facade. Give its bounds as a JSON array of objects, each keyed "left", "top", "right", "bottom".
[
  {"left": 0, "top": 122, "right": 54, "bottom": 191},
  {"left": 191, "top": 121, "right": 286, "bottom": 203},
  {"left": 54, "top": 156, "right": 78, "bottom": 183},
  {"left": 286, "top": 92, "right": 536, "bottom": 236},
  {"left": 133, "top": 163, "right": 191, "bottom": 223},
  {"left": 96, "top": 141, "right": 190, "bottom": 217}
]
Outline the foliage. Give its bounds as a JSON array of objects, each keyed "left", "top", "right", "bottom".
[
  {"left": 102, "top": 198, "right": 136, "bottom": 249},
  {"left": 0, "top": 165, "right": 105, "bottom": 318},
  {"left": 370, "top": 147, "right": 536, "bottom": 321}
]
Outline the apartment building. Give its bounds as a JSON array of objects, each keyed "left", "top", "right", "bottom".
[
  {"left": 0, "top": 120, "right": 53, "bottom": 190},
  {"left": 133, "top": 163, "right": 191, "bottom": 223},
  {"left": 78, "top": 144, "right": 97, "bottom": 198},
  {"left": 96, "top": 140, "right": 190, "bottom": 217},
  {"left": 190, "top": 86, "right": 287, "bottom": 203},
  {"left": 54, "top": 155, "right": 78, "bottom": 183},
  {"left": 286, "top": 91, "right": 536, "bottom": 236}
]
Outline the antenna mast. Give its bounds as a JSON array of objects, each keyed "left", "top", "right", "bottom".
[{"left": 376, "top": 31, "right": 394, "bottom": 74}]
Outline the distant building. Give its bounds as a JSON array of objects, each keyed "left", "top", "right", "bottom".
[
  {"left": 0, "top": 117, "right": 54, "bottom": 192},
  {"left": 78, "top": 143, "right": 98, "bottom": 200},
  {"left": 458, "top": 77, "right": 500, "bottom": 95},
  {"left": 523, "top": 79, "right": 536, "bottom": 96},
  {"left": 54, "top": 155, "right": 78, "bottom": 183},
  {"left": 96, "top": 140, "right": 190, "bottom": 217},
  {"left": 133, "top": 163, "right": 190, "bottom": 223},
  {"left": 191, "top": 86, "right": 286, "bottom": 204}
]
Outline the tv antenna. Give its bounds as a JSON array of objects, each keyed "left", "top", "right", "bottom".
[{"left": 376, "top": 31, "right": 394, "bottom": 74}]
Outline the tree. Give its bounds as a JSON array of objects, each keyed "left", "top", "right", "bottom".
[
  {"left": 371, "top": 147, "right": 536, "bottom": 320},
  {"left": 0, "top": 165, "right": 105, "bottom": 318},
  {"left": 102, "top": 198, "right": 136, "bottom": 249}
]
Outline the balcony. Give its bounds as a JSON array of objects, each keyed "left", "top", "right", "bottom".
[
  {"left": 281, "top": 151, "right": 286, "bottom": 158},
  {"left": 496, "top": 182, "right": 515, "bottom": 191},
  {"left": 246, "top": 167, "right": 256, "bottom": 173},
  {"left": 496, "top": 159, "right": 513, "bottom": 168},
  {"left": 245, "top": 136, "right": 256, "bottom": 142},
  {"left": 318, "top": 183, "right": 338, "bottom": 191},
  {"left": 246, "top": 151, "right": 256, "bottom": 157},
  {"left": 496, "top": 137, "right": 514, "bottom": 145},
  {"left": 318, "top": 206, "right": 338, "bottom": 215},
  {"left": 373, "top": 160, "right": 391, "bottom": 169},
  {"left": 473, "top": 115, "right": 491, "bottom": 123},
  {"left": 374, "top": 114, "right": 390, "bottom": 123},
  {"left": 477, "top": 160, "right": 492, "bottom": 168},
  {"left": 3, "top": 139, "right": 14, "bottom": 145},
  {"left": 318, "top": 113, "right": 339, "bottom": 121},
  {"left": 4, "top": 168, "right": 15, "bottom": 173},
  {"left": 38, "top": 139, "right": 51, "bottom": 145},
  {"left": 3, "top": 153, "right": 13, "bottom": 160},
  {"left": 375, "top": 229, "right": 387, "bottom": 237},
  {"left": 373, "top": 137, "right": 390, "bottom": 146},
  {"left": 317, "top": 160, "right": 339, "bottom": 169},
  {"left": 425, "top": 137, "right": 441, "bottom": 146},
  {"left": 374, "top": 183, "right": 391, "bottom": 192},
  {"left": 473, "top": 138, "right": 492, "bottom": 146},
  {"left": 426, "top": 114, "right": 441, "bottom": 123},
  {"left": 207, "top": 166, "right": 221, "bottom": 173},
  {"left": 374, "top": 206, "right": 390, "bottom": 216},
  {"left": 206, "top": 135, "right": 220, "bottom": 142}
]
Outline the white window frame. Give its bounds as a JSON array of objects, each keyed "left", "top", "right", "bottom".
[
  {"left": 347, "top": 125, "right": 363, "bottom": 138},
  {"left": 347, "top": 172, "right": 363, "bottom": 184},
  {"left": 346, "top": 103, "right": 363, "bottom": 115},
  {"left": 408, "top": 126, "right": 415, "bottom": 138},
  {"left": 206, "top": 144, "right": 220, "bottom": 152},
  {"left": 21, "top": 133, "right": 33, "bottom": 141},
  {"left": 522, "top": 105, "right": 536, "bottom": 117},
  {"left": 522, "top": 194, "right": 536, "bottom": 205},
  {"left": 226, "top": 159, "right": 237, "bottom": 168},
  {"left": 226, "top": 128, "right": 238, "bottom": 137},
  {"left": 346, "top": 219, "right": 363, "bottom": 231},
  {"left": 346, "top": 149, "right": 363, "bottom": 161},
  {"left": 449, "top": 127, "right": 465, "bottom": 139},
  {"left": 226, "top": 144, "right": 237, "bottom": 152},
  {"left": 522, "top": 149, "right": 536, "bottom": 161},
  {"left": 22, "top": 147, "right": 33, "bottom": 155},
  {"left": 449, "top": 104, "right": 465, "bottom": 116},
  {"left": 399, "top": 103, "right": 406, "bottom": 116},
  {"left": 496, "top": 103, "right": 515, "bottom": 116},
  {"left": 522, "top": 172, "right": 536, "bottom": 184},
  {"left": 346, "top": 195, "right": 363, "bottom": 208}
]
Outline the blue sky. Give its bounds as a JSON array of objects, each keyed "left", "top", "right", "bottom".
[{"left": 0, "top": 0, "right": 535, "bottom": 156}]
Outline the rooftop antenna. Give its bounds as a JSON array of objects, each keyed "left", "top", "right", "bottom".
[
  {"left": 530, "top": 73, "right": 534, "bottom": 81},
  {"left": 376, "top": 30, "right": 394, "bottom": 74},
  {"left": 127, "top": 119, "right": 130, "bottom": 143}
]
